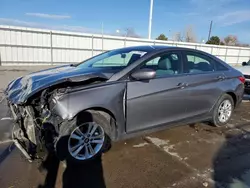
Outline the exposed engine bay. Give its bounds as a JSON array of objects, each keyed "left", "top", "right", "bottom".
[{"left": 9, "top": 87, "right": 67, "bottom": 160}]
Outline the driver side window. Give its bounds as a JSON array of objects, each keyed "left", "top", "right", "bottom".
[{"left": 143, "top": 52, "right": 182, "bottom": 77}]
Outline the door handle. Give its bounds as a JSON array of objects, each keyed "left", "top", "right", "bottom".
[
  {"left": 177, "top": 82, "right": 188, "bottom": 88},
  {"left": 217, "top": 75, "right": 225, "bottom": 80}
]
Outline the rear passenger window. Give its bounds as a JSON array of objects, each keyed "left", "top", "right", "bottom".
[
  {"left": 215, "top": 62, "right": 228, "bottom": 71},
  {"left": 185, "top": 52, "right": 215, "bottom": 73}
]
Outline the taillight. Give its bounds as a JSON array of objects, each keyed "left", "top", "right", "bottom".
[{"left": 239, "top": 76, "right": 246, "bottom": 84}]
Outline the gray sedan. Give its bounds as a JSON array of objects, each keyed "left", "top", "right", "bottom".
[{"left": 5, "top": 45, "right": 245, "bottom": 163}]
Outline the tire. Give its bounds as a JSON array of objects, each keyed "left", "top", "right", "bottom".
[
  {"left": 55, "top": 110, "right": 112, "bottom": 163},
  {"left": 211, "top": 94, "right": 234, "bottom": 127}
]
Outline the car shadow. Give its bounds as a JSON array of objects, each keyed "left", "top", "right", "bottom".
[
  {"left": 37, "top": 152, "right": 60, "bottom": 188},
  {"left": 37, "top": 152, "right": 106, "bottom": 188},
  {"left": 213, "top": 127, "right": 250, "bottom": 188},
  {"left": 38, "top": 110, "right": 107, "bottom": 188},
  {"left": 63, "top": 156, "right": 106, "bottom": 188}
]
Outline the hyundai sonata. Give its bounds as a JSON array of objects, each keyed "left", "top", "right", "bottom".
[{"left": 5, "top": 45, "right": 244, "bottom": 163}]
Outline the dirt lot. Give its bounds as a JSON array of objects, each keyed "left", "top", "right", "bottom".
[{"left": 0, "top": 67, "right": 250, "bottom": 188}]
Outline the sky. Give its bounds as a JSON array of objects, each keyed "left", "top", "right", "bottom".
[{"left": 0, "top": 0, "right": 250, "bottom": 43}]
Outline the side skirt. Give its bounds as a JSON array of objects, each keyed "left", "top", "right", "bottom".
[{"left": 116, "top": 113, "right": 211, "bottom": 141}]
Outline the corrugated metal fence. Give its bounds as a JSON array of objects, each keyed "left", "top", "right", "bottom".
[{"left": 0, "top": 25, "right": 250, "bottom": 66}]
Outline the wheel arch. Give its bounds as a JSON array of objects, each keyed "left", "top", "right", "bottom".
[
  {"left": 73, "top": 107, "right": 118, "bottom": 140},
  {"left": 225, "top": 91, "right": 237, "bottom": 108},
  {"left": 55, "top": 107, "right": 116, "bottom": 162},
  {"left": 210, "top": 91, "right": 237, "bottom": 113}
]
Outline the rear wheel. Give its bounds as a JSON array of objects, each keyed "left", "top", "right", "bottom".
[
  {"left": 56, "top": 110, "right": 112, "bottom": 163},
  {"left": 211, "top": 94, "right": 234, "bottom": 127}
]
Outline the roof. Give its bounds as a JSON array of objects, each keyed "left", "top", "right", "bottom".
[
  {"left": 124, "top": 45, "right": 219, "bottom": 55},
  {"left": 151, "top": 45, "right": 173, "bottom": 49},
  {"left": 116, "top": 45, "right": 215, "bottom": 56},
  {"left": 120, "top": 45, "right": 171, "bottom": 52}
]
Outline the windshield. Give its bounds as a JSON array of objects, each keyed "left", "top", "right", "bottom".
[{"left": 77, "top": 48, "right": 148, "bottom": 68}]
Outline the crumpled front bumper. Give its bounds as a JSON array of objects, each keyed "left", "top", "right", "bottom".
[{"left": 8, "top": 102, "right": 19, "bottom": 121}]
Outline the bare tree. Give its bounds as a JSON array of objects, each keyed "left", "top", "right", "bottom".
[
  {"left": 123, "top": 27, "right": 141, "bottom": 38},
  {"left": 172, "top": 32, "right": 183, "bottom": 41},
  {"left": 184, "top": 25, "right": 197, "bottom": 43},
  {"left": 224, "top": 35, "right": 238, "bottom": 46}
]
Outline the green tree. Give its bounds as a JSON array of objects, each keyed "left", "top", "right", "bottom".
[
  {"left": 156, "top": 34, "right": 168, "bottom": 41},
  {"left": 206, "top": 36, "right": 220, "bottom": 45}
]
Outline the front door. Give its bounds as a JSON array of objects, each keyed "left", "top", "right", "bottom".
[{"left": 126, "top": 51, "right": 190, "bottom": 133}]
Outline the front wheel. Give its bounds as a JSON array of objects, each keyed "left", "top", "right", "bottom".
[
  {"left": 56, "top": 111, "right": 112, "bottom": 163},
  {"left": 67, "top": 122, "right": 106, "bottom": 161},
  {"left": 211, "top": 94, "right": 234, "bottom": 127}
]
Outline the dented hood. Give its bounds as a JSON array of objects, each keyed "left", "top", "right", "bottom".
[{"left": 5, "top": 64, "right": 119, "bottom": 104}]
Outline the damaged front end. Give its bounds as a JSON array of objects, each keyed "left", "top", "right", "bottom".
[
  {"left": 8, "top": 87, "right": 67, "bottom": 161},
  {"left": 5, "top": 65, "right": 111, "bottom": 161},
  {"left": 9, "top": 100, "right": 58, "bottom": 161}
]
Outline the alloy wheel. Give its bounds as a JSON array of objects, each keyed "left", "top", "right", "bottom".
[
  {"left": 218, "top": 99, "right": 232, "bottom": 123},
  {"left": 68, "top": 122, "right": 105, "bottom": 160}
]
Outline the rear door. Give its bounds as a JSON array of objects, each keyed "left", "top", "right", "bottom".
[{"left": 181, "top": 50, "right": 226, "bottom": 117}]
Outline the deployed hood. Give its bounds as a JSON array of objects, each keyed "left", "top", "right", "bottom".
[
  {"left": 5, "top": 65, "right": 119, "bottom": 104},
  {"left": 234, "top": 66, "right": 250, "bottom": 75}
]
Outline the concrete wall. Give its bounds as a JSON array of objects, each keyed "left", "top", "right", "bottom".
[{"left": 0, "top": 25, "right": 250, "bottom": 66}]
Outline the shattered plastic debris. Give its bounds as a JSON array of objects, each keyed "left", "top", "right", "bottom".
[
  {"left": 133, "top": 142, "right": 149, "bottom": 148},
  {"left": 203, "top": 182, "right": 208, "bottom": 187}
]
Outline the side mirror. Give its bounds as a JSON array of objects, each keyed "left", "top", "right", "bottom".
[
  {"left": 242, "top": 62, "right": 247, "bottom": 66},
  {"left": 131, "top": 68, "right": 156, "bottom": 80}
]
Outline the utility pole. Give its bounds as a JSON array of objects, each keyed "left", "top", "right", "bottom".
[
  {"left": 101, "top": 22, "right": 104, "bottom": 52},
  {"left": 207, "top": 20, "right": 213, "bottom": 41},
  {"left": 101, "top": 22, "right": 104, "bottom": 36},
  {"left": 148, "top": 0, "right": 154, "bottom": 39}
]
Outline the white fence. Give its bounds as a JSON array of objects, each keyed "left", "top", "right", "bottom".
[{"left": 0, "top": 25, "right": 250, "bottom": 66}]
